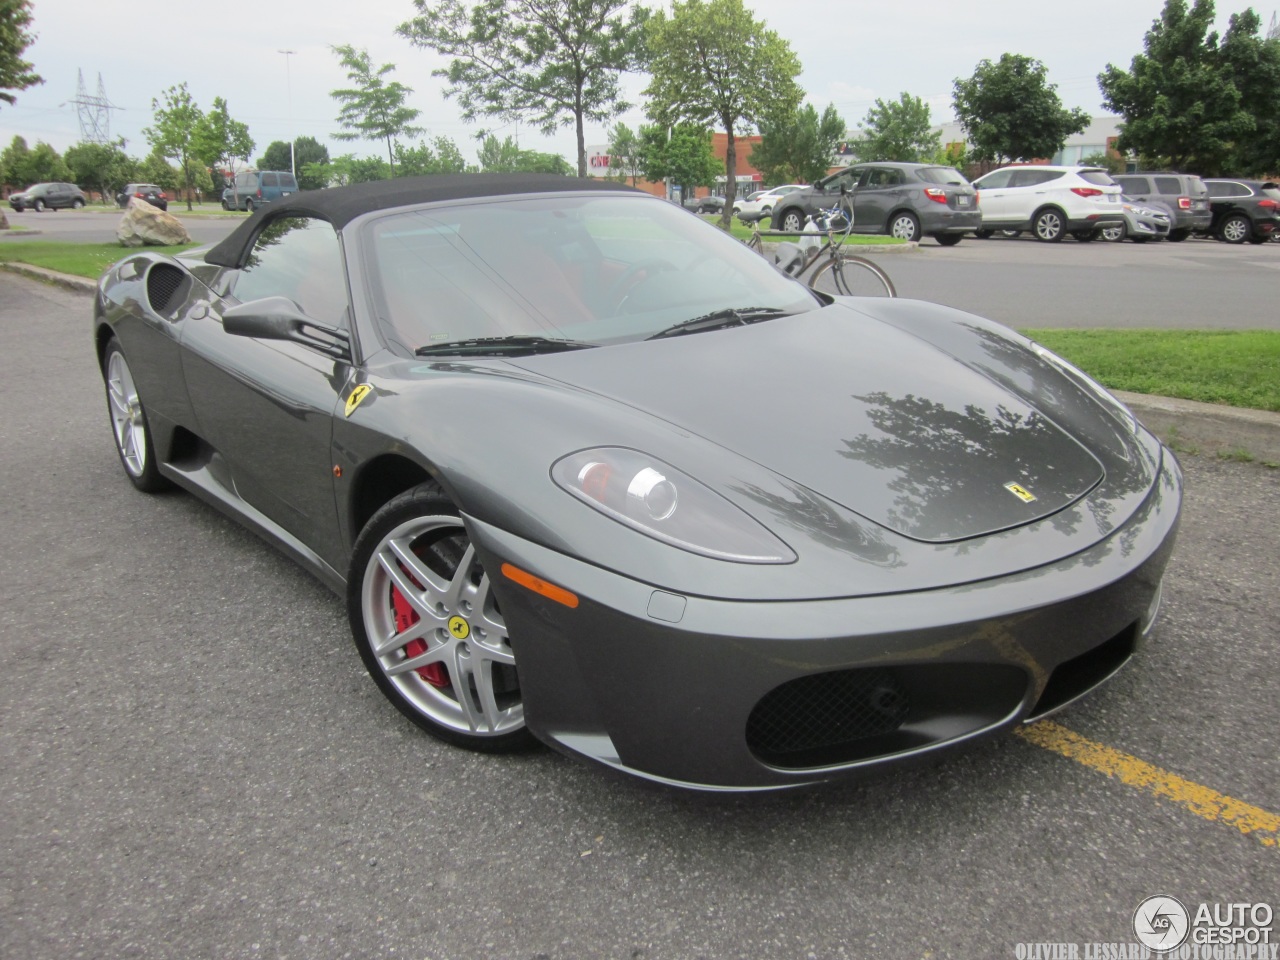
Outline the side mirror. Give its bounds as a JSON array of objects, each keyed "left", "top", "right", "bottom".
[{"left": 223, "top": 296, "right": 351, "bottom": 361}]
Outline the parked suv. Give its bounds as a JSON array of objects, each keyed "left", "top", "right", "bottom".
[
  {"left": 8, "top": 182, "right": 86, "bottom": 212},
  {"left": 1200, "top": 179, "right": 1280, "bottom": 244},
  {"left": 1112, "top": 172, "right": 1210, "bottom": 241},
  {"left": 771, "top": 162, "right": 980, "bottom": 244},
  {"left": 971, "top": 165, "right": 1123, "bottom": 242},
  {"left": 222, "top": 170, "right": 300, "bottom": 211},
  {"left": 116, "top": 183, "right": 169, "bottom": 211}
]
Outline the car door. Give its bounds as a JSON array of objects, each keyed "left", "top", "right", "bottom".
[
  {"left": 973, "top": 168, "right": 1015, "bottom": 224},
  {"left": 853, "top": 167, "right": 904, "bottom": 233},
  {"left": 179, "top": 215, "right": 353, "bottom": 570}
]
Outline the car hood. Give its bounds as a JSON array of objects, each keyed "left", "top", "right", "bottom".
[{"left": 508, "top": 303, "right": 1110, "bottom": 543}]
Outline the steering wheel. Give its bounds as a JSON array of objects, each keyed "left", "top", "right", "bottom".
[{"left": 607, "top": 259, "right": 676, "bottom": 312}]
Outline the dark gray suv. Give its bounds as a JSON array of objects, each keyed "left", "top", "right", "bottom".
[
  {"left": 770, "top": 162, "right": 980, "bottom": 245},
  {"left": 1112, "top": 172, "right": 1211, "bottom": 241},
  {"left": 7, "top": 182, "right": 87, "bottom": 212}
]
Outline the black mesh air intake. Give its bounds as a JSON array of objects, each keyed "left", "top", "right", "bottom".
[{"left": 146, "top": 263, "right": 186, "bottom": 314}]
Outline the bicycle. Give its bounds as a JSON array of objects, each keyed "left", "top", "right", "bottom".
[{"left": 742, "top": 199, "right": 896, "bottom": 297}]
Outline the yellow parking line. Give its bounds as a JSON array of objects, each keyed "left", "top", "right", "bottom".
[{"left": 1015, "top": 720, "right": 1280, "bottom": 851}]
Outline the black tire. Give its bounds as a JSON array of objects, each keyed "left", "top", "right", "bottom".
[
  {"left": 1071, "top": 229, "right": 1098, "bottom": 242},
  {"left": 887, "top": 211, "right": 920, "bottom": 242},
  {"left": 935, "top": 234, "right": 963, "bottom": 246},
  {"left": 32, "top": 199, "right": 44, "bottom": 212},
  {"left": 11, "top": 204, "right": 22, "bottom": 212},
  {"left": 348, "top": 483, "right": 535, "bottom": 753},
  {"left": 778, "top": 208, "right": 804, "bottom": 233},
  {"left": 221, "top": 198, "right": 232, "bottom": 211},
  {"left": 1218, "top": 214, "right": 1251, "bottom": 244},
  {"left": 1248, "top": 236, "right": 1268, "bottom": 245},
  {"left": 72, "top": 198, "right": 84, "bottom": 209},
  {"left": 807, "top": 255, "right": 896, "bottom": 298},
  {"left": 973, "top": 229, "right": 993, "bottom": 239},
  {"left": 102, "top": 339, "right": 169, "bottom": 493},
  {"left": 1130, "top": 236, "right": 1150, "bottom": 243},
  {"left": 1033, "top": 208, "right": 1066, "bottom": 242},
  {"left": 1167, "top": 229, "right": 1190, "bottom": 242},
  {"left": 243, "top": 198, "right": 255, "bottom": 213}
]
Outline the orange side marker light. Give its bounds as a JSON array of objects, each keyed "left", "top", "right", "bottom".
[{"left": 501, "top": 563, "right": 579, "bottom": 608}]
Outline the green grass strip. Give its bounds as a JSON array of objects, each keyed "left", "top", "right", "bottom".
[
  {"left": 0, "top": 240, "right": 199, "bottom": 280},
  {"left": 1021, "top": 328, "right": 1280, "bottom": 412}
]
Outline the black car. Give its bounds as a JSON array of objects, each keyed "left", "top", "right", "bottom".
[
  {"left": 116, "top": 183, "right": 169, "bottom": 211},
  {"left": 771, "top": 162, "right": 980, "bottom": 244},
  {"left": 681, "top": 194, "right": 731, "bottom": 214},
  {"left": 1112, "top": 172, "right": 1211, "bottom": 241},
  {"left": 8, "top": 182, "right": 87, "bottom": 212},
  {"left": 1200, "top": 179, "right": 1280, "bottom": 244}
]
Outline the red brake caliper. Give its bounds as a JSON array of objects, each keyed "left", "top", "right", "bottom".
[{"left": 391, "top": 567, "right": 450, "bottom": 688}]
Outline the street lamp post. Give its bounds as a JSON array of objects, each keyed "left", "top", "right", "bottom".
[{"left": 278, "top": 49, "right": 296, "bottom": 179}]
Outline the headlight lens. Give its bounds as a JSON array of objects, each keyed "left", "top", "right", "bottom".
[{"left": 551, "top": 448, "right": 795, "bottom": 564}]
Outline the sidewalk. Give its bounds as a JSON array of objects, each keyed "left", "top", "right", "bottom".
[{"left": 3, "top": 260, "right": 1276, "bottom": 465}]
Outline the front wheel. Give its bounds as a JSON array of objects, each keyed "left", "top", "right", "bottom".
[
  {"left": 1033, "top": 208, "right": 1066, "bottom": 242},
  {"left": 102, "top": 339, "right": 169, "bottom": 493},
  {"left": 32, "top": 199, "right": 44, "bottom": 212},
  {"left": 72, "top": 198, "right": 85, "bottom": 209},
  {"left": 808, "top": 255, "right": 896, "bottom": 298},
  {"left": 1100, "top": 223, "right": 1126, "bottom": 242},
  {"left": 348, "top": 484, "right": 533, "bottom": 752}
]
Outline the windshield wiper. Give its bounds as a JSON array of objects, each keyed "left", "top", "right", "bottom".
[
  {"left": 645, "top": 307, "right": 793, "bottom": 341},
  {"left": 415, "top": 335, "right": 597, "bottom": 357}
]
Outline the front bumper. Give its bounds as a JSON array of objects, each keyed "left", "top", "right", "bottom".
[{"left": 468, "top": 453, "right": 1181, "bottom": 791}]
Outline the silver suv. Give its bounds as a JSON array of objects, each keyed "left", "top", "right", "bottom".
[
  {"left": 971, "top": 165, "right": 1123, "bottom": 242},
  {"left": 1112, "top": 172, "right": 1211, "bottom": 241}
]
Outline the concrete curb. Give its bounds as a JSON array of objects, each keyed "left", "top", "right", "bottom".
[
  {"left": 1, "top": 261, "right": 97, "bottom": 294},
  {"left": 2, "top": 264, "right": 1275, "bottom": 463},
  {"left": 759, "top": 240, "right": 917, "bottom": 257}
]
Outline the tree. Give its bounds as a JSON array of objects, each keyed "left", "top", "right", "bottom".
[
  {"left": 194, "top": 96, "right": 254, "bottom": 205},
  {"left": 65, "top": 140, "right": 135, "bottom": 204},
  {"left": 856, "top": 93, "right": 941, "bottom": 163},
  {"left": 398, "top": 0, "right": 648, "bottom": 178},
  {"left": 305, "top": 154, "right": 390, "bottom": 187},
  {"left": 1098, "top": 0, "right": 1257, "bottom": 175},
  {"left": 395, "top": 136, "right": 473, "bottom": 175},
  {"left": 953, "top": 54, "right": 1091, "bottom": 164},
  {"left": 138, "top": 151, "right": 180, "bottom": 192},
  {"left": 1209, "top": 8, "right": 1280, "bottom": 176},
  {"left": 476, "top": 135, "right": 573, "bottom": 174},
  {"left": 606, "top": 122, "right": 644, "bottom": 185},
  {"left": 1081, "top": 150, "right": 1125, "bottom": 174},
  {"left": 1, "top": 137, "right": 69, "bottom": 185},
  {"left": 644, "top": 0, "right": 801, "bottom": 227},
  {"left": 144, "top": 82, "right": 204, "bottom": 211},
  {"left": 291, "top": 137, "right": 329, "bottom": 190},
  {"left": 750, "top": 103, "right": 845, "bottom": 184},
  {"left": 329, "top": 45, "right": 423, "bottom": 174},
  {"left": 639, "top": 123, "right": 720, "bottom": 197},
  {"left": 0, "top": 0, "right": 41, "bottom": 107}
]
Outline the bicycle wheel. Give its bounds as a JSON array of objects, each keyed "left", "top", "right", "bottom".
[{"left": 808, "top": 254, "right": 896, "bottom": 298}]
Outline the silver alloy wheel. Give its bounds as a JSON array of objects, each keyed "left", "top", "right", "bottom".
[
  {"left": 889, "top": 214, "right": 919, "bottom": 241},
  {"left": 1101, "top": 224, "right": 1125, "bottom": 242},
  {"left": 781, "top": 210, "right": 803, "bottom": 232},
  {"left": 106, "top": 349, "right": 148, "bottom": 478},
  {"left": 1034, "top": 210, "right": 1064, "bottom": 241},
  {"left": 1221, "top": 216, "right": 1250, "bottom": 243},
  {"left": 360, "top": 515, "right": 523, "bottom": 738}
]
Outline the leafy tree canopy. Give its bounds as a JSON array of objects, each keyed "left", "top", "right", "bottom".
[
  {"left": 329, "top": 45, "right": 423, "bottom": 173},
  {"left": 953, "top": 53, "right": 1090, "bottom": 163},
  {"left": 304, "top": 154, "right": 390, "bottom": 188},
  {"left": 1, "top": 136, "right": 70, "bottom": 186},
  {"left": 395, "top": 136, "right": 473, "bottom": 175},
  {"left": 398, "top": 0, "right": 648, "bottom": 178},
  {"left": 65, "top": 140, "right": 135, "bottom": 203},
  {"left": 144, "top": 82, "right": 205, "bottom": 211},
  {"left": 644, "top": 0, "right": 802, "bottom": 226},
  {"left": 606, "top": 122, "right": 645, "bottom": 185},
  {"left": 1101, "top": 0, "right": 1279, "bottom": 176},
  {"left": 639, "top": 123, "right": 720, "bottom": 195},
  {"left": 476, "top": 135, "right": 572, "bottom": 174},
  {"left": 750, "top": 102, "right": 845, "bottom": 184},
  {"left": 0, "top": 0, "right": 42, "bottom": 107},
  {"left": 856, "top": 93, "right": 941, "bottom": 163},
  {"left": 194, "top": 96, "right": 254, "bottom": 191},
  {"left": 138, "top": 151, "right": 180, "bottom": 193}
]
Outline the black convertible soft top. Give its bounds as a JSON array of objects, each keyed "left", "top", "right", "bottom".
[{"left": 204, "top": 173, "right": 641, "bottom": 268}]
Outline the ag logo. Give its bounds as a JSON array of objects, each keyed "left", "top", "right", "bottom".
[
  {"left": 1133, "top": 895, "right": 1190, "bottom": 950},
  {"left": 344, "top": 384, "right": 373, "bottom": 417},
  {"left": 447, "top": 616, "right": 470, "bottom": 640}
]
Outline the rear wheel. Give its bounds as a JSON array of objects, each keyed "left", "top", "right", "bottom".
[
  {"left": 888, "top": 211, "right": 920, "bottom": 242},
  {"left": 243, "top": 198, "right": 255, "bottom": 213},
  {"left": 1033, "top": 208, "right": 1066, "bottom": 242},
  {"left": 1218, "top": 214, "right": 1251, "bottom": 244},
  {"left": 1071, "top": 229, "right": 1098, "bottom": 242},
  {"left": 1167, "top": 229, "right": 1190, "bottom": 242},
  {"left": 349, "top": 484, "right": 533, "bottom": 752},
  {"left": 779, "top": 208, "right": 804, "bottom": 233},
  {"left": 102, "top": 339, "right": 169, "bottom": 493},
  {"left": 935, "top": 234, "right": 963, "bottom": 247}
]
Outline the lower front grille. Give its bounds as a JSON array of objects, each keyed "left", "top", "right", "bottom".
[{"left": 1030, "top": 622, "right": 1138, "bottom": 718}]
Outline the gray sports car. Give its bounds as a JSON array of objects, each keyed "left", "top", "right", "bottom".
[{"left": 94, "top": 174, "right": 1181, "bottom": 791}]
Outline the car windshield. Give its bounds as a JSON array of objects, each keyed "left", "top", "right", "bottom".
[{"left": 363, "top": 193, "right": 819, "bottom": 355}]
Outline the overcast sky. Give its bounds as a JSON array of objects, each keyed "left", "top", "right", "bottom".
[{"left": 3, "top": 0, "right": 1265, "bottom": 169}]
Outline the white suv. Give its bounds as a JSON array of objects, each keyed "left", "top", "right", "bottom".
[
  {"left": 736, "top": 184, "right": 806, "bottom": 222},
  {"left": 971, "top": 165, "right": 1124, "bottom": 242}
]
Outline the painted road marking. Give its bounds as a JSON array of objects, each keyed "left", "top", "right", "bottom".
[{"left": 1016, "top": 721, "right": 1279, "bottom": 851}]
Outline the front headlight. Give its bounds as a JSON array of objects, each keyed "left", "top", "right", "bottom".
[{"left": 551, "top": 448, "right": 795, "bottom": 564}]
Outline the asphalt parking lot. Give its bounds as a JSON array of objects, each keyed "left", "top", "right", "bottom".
[{"left": 1, "top": 273, "right": 1276, "bottom": 960}]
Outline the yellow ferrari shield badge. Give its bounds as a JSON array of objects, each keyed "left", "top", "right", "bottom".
[
  {"left": 447, "top": 616, "right": 470, "bottom": 640},
  {"left": 1004, "top": 482, "right": 1037, "bottom": 503},
  {"left": 344, "top": 384, "right": 372, "bottom": 418}
]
